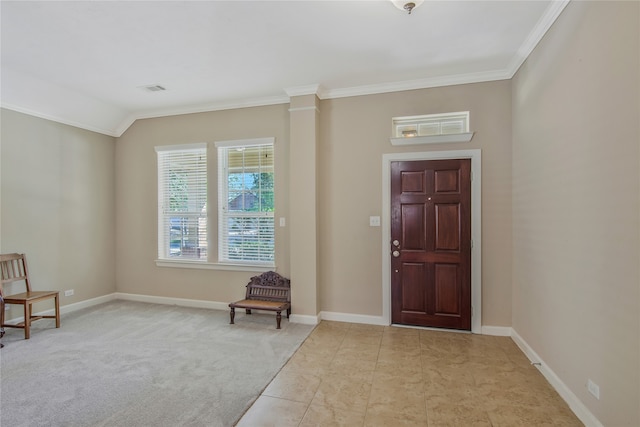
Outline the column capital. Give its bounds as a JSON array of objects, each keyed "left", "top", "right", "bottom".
[{"left": 284, "top": 84, "right": 322, "bottom": 98}]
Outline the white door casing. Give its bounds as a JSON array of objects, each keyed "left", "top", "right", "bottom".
[{"left": 382, "top": 149, "right": 482, "bottom": 333}]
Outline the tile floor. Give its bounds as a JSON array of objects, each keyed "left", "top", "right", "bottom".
[{"left": 236, "top": 321, "right": 583, "bottom": 427}]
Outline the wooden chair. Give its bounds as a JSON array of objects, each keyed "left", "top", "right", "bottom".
[
  {"left": 0, "top": 290, "right": 4, "bottom": 348},
  {"left": 0, "top": 253, "right": 60, "bottom": 339}
]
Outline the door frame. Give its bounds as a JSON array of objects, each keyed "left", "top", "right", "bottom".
[{"left": 382, "top": 149, "right": 482, "bottom": 333}]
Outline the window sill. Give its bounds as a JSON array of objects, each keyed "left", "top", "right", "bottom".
[
  {"left": 390, "top": 132, "right": 474, "bottom": 146},
  {"left": 155, "top": 259, "right": 275, "bottom": 272}
]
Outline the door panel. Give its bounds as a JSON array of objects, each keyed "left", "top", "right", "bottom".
[
  {"left": 435, "top": 204, "right": 460, "bottom": 251},
  {"left": 401, "top": 170, "right": 427, "bottom": 194},
  {"left": 402, "top": 263, "right": 426, "bottom": 312},
  {"left": 402, "top": 204, "right": 426, "bottom": 250},
  {"left": 434, "top": 263, "right": 459, "bottom": 315},
  {"left": 391, "top": 159, "right": 471, "bottom": 330},
  {"left": 434, "top": 169, "right": 460, "bottom": 192}
]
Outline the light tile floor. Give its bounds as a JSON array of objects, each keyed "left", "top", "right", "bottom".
[{"left": 236, "top": 321, "right": 583, "bottom": 427}]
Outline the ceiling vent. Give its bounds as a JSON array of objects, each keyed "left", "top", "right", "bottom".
[{"left": 140, "top": 84, "right": 166, "bottom": 92}]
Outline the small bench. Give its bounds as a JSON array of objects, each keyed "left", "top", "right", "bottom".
[{"left": 229, "top": 271, "right": 291, "bottom": 329}]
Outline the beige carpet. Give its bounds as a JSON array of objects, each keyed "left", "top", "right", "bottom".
[{"left": 0, "top": 300, "right": 314, "bottom": 427}]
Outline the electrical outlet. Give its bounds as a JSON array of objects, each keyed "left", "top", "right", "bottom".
[
  {"left": 587, "top": 379, "right": 600, "bottom": 400},
  {"left": 64, "top": 289, "right": 74, "bottom": 297}
]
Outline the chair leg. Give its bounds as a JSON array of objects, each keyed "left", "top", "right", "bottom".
[
  {"left": 24, "top": 303, "right": 31, "bottom": 340},
  {"left": 55, "top": 294, "right": 61, "bottom": 328},
  {"left": 0, "top": 299, "right": 4, "bottom": 347},
  {"left": 230, "top": 307, "right": 235, "bottom": 324},
  {"left": 286, "top": 308, "right": 291, "bottom": 319},
  {"left": 0, "top": 297, "right": 4, "bottom": 332},
  {"left": 276, "top": 311, "right": 282, "bottom": 329}
]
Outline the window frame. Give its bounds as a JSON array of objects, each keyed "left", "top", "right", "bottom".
[
  {"left": 155, "top": 143, "right": 208, "bottom": 262},
  {"left": 389, "top": 111, "right": 474, "bottom": 146},
  {"left": 154, "top": 139, "right": 277, "bottom": 272},
  {"left": 215, "top": 138, "right": 275, "bottom": 267}
]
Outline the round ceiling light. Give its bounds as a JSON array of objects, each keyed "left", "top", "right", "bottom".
[{"left": 390, "top": 0, "right": 424, "bottom": 14}]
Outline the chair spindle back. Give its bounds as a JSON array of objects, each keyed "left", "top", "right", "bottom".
[{"left": 0, "top": 253, "right": 32, "bottom": 292}]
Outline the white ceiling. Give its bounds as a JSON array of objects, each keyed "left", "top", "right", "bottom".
[{"left": 1, "top": 0, "right": 568, "bottom": 137}]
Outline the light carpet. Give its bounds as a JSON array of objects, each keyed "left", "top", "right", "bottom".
[{"left": 0, "top": 300, "right": 314, "bottom": 427}]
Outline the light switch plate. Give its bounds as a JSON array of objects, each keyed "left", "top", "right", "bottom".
[{"left": 369, "top": 216, "right": 381, "bottom": 227}]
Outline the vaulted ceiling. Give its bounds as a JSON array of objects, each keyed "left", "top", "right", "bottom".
[{"left": 1, "top": 1, "right": 568, "bottom": 137}]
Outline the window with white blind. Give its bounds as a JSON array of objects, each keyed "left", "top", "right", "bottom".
[
  {"left": 156, "top": 144, "right": 207, "bottom": 261},
  {"left": 392, "top": 111, "right": 470, "bottom": 138},
  {"left": 216, "top": 138, "right": 274, "bottom": 264},
  {"left": 389, "top": 112, "right": 474, "bottom": 145}
]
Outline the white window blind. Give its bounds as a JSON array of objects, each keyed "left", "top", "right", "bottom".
[
  {"left": 216, "top": 139, "right": 274, "bottom": 264},
  {"left": 156, "top": 144, "right": 207, "bottom": 261},
  {"left": 393, "top": 111, "right": 470, "bottom": 138}
]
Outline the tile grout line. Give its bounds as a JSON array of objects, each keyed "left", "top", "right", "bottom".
[
  {"left": 296, "top": 324, "right": 350, "bottom": 427},
  {"left": 360, "top": 331, "right": 384, "bottom": 427}
]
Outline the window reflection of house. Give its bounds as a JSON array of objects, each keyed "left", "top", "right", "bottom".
[{"left": 228, "top": 192, "right": 260, "bottom": 211}]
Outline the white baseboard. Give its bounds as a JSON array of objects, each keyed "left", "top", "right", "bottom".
[
  {"left": 511, "top": 329, "right": 603, "bottom": 427},
  {"left": 318, "top": 312, "right": 514, "bottom": 336},
  {"left": 3, "top": 293, "right": 118, "bottom": 325},
  {"left": 115, "top": 292, "right": 318, "bottom": 325},
  {"left": 319, "top": 311, "right": 388, "bottom": 326},
  {"left": 481, "top": 325, "right": 512, "bottom": 336},
  {"left": 114, "top": 292, "right": 230, "bottom": 311},
  {"left": 61, "top": 293, "right": 118, "bottom": 314},
  {"left": 289, "top": 314, "right": 319, "bottom": 325}
]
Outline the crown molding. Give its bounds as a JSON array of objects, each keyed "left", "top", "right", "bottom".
[
  {"left": 3, "top": 1, "right": 570, "bottom": 138},
  {"left": 319, "top": 69, "right": 512, "bottom": 100},
  {"left": 506, "top": 0, "right": 571, "bottom": 77},
  {"left": 133, "top": 94, "right": 290, "bottom": 121},
  {"left": 284, "top": 84, "right": 322, "bottom": 97},
  {"left": 115, "top": 94, "right": 290, "bottom": 137},
  {"left": 1, "top": 102, "right": 120, "bottom": 137}
]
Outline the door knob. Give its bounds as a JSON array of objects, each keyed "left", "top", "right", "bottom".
[{"left": 392, "top": 250, "right": 400, "bottom": 258}]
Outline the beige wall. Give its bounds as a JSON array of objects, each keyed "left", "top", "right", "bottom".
[
  {"left": 2, "top": 3, "right": 637, "bottom": 423},
  {"left": 115, "top": 105, "right": 290, "bottom": 304},
  {"left": 0, "top": 108, "right": 116, "bottom": 313},
  {"left": 114, "top": 82, "right": 513, "bottom": 326},
  {"left": 512, "top": 1, "right": 640, "bottom": 425},
  {"left": 318, "top": 81, "right": 513, "bottom": 325},
  {"left": 289, "top": 94, "right": 321, "bottom": 317}
]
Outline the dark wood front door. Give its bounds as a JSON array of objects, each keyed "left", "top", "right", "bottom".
[{"left": 391, "top": 159, "right": 471, "bottom": 330}]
